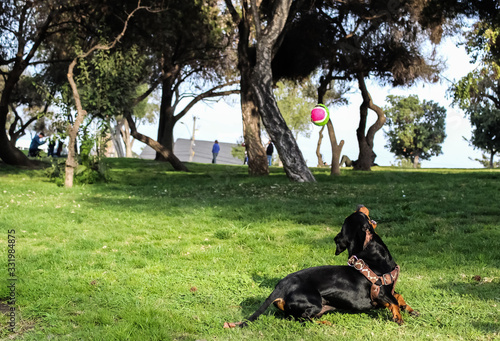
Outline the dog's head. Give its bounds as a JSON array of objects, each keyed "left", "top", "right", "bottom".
[{"left": 334, "top": 206, "right": 376, "bottom": 256}]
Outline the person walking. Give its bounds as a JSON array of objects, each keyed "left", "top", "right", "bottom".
[
  {"left": 266, "top": 141, "right": 274, "bottom": 166},
  {"left": 28, "top": 132, "right": 47, "bottom": 157},
  {"left": 212, "top": 140, "right": 220, "bottom": 164}
]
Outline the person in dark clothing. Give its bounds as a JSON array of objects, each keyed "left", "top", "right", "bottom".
[
  {"left": 28, "top": 132, "right": 46, "bottom": 157},
  {"left": 47, "top": 140, "right": 56, "bottom": 157},
  {"left": 266, "top": 141, "right": 274, "bottom": 166}
]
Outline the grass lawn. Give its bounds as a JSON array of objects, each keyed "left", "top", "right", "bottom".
[{"left": 0, "top": 159, "right": 499, "bottom": 340}]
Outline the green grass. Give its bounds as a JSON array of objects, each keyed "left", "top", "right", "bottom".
[{"left": 0, "top": 159, "right": 499, "bottom": 340}]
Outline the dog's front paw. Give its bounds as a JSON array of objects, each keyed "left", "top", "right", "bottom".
[{"left": 393, "top": 316, "right": 404, "bottom": 325}]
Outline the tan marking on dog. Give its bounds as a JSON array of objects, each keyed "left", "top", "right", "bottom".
[{"left": 273, "top": 298, "right": 285, "bottom": 311}]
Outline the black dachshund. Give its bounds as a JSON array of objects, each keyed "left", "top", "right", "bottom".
[{"left": 224, "top": 206, "right": 418, "bottom": 328}]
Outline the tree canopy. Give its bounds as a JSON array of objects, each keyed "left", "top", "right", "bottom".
[{"left": 384, "top": 95, "right": 447, "bottom": 168}]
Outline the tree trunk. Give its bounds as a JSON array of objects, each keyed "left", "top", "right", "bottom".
[
  {"left": 235, "top": 2, "right": 268, "bottom": 176},
  {"left": 240, "top": 73, "right": 269, "bottom": 176},
  {"left": 111, "top": 119, "right": 125, "bottom": 157},
  {"left": 0, "top": 109, "right": 33, "bottom": 166},
  {"left": 156, "top": 75, "right": 177, "bottom": 161},
  {"left": 316, "top": 126, "right": 325, "bottom": 167},
  {"left": 413, "top": 154, "right": 420, "bottom": 168},
  {"left": 250, "top": 0, "right": 315, "bottom": 182},
  {"left": 65, "top": 57, "right": 88, "bottom": 188},
  {"left": 326, "top": 120, "right": 344, "bottom": 176},
  {"left": 126, "top": 114, "right": 188, "bottom": 171},
  {"left": 120, "top": 117, "right": 134, "bottom": 157},
  {"left": 0, "top": 75, "right": 33, "bottom": 167},
  {"left": 252, "top": 77, "right": 314, "bottom": 182},
  {"left": 316, "top": 75, "right": 344, "bottom": 176},
  {"left": 355, "top": 74, "right": 385, "bottom": 171}
]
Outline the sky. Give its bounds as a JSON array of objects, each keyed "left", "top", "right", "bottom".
[{"left": 135, "top": 36, "right": 484, "bottom": 169}]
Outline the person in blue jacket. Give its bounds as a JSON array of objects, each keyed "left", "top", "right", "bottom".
[
  {"left": 212, "top": 140, "right": 220, "bottom": 164},
  {"left": 28, "top": 132, "right": 46, "bottom": 157}
]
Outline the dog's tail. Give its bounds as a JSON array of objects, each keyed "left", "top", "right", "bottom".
[{"left": 240, "top": 288, "right": 285, "bottom": 327}]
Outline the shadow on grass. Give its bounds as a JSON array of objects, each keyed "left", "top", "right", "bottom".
[
  {"left": 472, "top": 321, "right": 500, "bottom": 334},
  {"left": 251, "top": 274, "right": 282, "bottom": 289},
  {"left": 238, "top": 294, "right": 393, "bottom": 326},
  {"left": 433, "top": 280, "right": 500, "bottom": 301}
]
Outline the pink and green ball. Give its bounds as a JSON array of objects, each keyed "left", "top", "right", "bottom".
[{"left": 310, "top": 104, "right": 330, "bottom": 126}]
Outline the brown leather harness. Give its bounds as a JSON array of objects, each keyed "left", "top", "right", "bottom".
[{"left": 348, "top": 255, "right": 400, "bottom": 303}]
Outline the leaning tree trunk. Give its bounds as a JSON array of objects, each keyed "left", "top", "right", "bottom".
[
  {"left": 249, "top": 0, "right": 315, "bottom": 182},
  {"left": 125, "top": 113, "right": 188, "bottom": 171},
  {"left": 355, "top": 73, "right": 385, "bottom": 171}
]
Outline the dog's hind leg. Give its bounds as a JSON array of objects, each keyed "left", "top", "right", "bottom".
[
  {"left": 393, "top": 292, "right": 420, "bottom": 317},
  {"left": 316, "top": 304, "right": 336, "bottom": 318}
]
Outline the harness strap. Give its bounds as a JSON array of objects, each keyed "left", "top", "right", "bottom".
[{"left": 348, "top": 256, "right": 400, "bottom": 302}]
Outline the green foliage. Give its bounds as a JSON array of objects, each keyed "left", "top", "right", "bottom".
[
  {"left": 466, "top": 104, "right": 500, "bottom": 166},
  {"left": 274, "top": 80, "right": 317, "bottom": 139},
  {"left": 463, "top": 20, "right": 500, "bottom": 76},
  {"left": 231, "top": 138, "right": 246, "bottom": 163},
  {"left": 76, "top": 124, "right": 109, "bottom": 185},
  {"left": 45, "top": 156, "right": 109, "bottom": 186},
  {"left": 450, "top": 18, "right": 500, "bottom": 169},
  {"left": 75, "top": 45, "right": 145, "bottom": 118},
  {"left": 384, "top": 95, "right": 446, "bottom": 166},
  {"left": 44, "top": 158, "right": 66, "bottom": 186},
  {"left": 0, "top": 160, "right": 499, "bottom": 340},
  {"left": 44, "top": 124, "right": 110, "bottom": 186}
]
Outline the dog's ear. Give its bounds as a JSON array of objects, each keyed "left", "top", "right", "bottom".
[
  {"left": 361, "top": 220, "right": 375, "bottom": 234},
  {"left": 334, "top": 231, "right": 347, "bottom": 255}
]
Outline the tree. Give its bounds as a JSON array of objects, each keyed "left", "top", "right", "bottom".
[
  {"left": 6, "top": 75, "right": 54, "bottom": 145},
  {"left": 264, "top": 0, "right": 447, "bottom": 171},
  {"left": 449, "top": 12, "right": 500, "bottom": 168},
  {"left": 314, "top": 71, "right": 348, "bottom": 175},
  {"left": 115, "top": 0, "right": 238, "bottom": 169},
  {"left": 384, "top": 95, "right": 446, "bottom": 168},
  {"left": 465, "top": 104, "right": 500, "bottom": 168},
  {"left": 328, "top": 1, "right": 445, "bottom": 171},
  {"left": 0, "top": 0, "right": 76, "bottom": 166},
  {"left": 64, "top": 2, "right": 145, "bottom": 187},
  {"left": 224, "top": 0, "right": 316, "bottom": 182}
]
